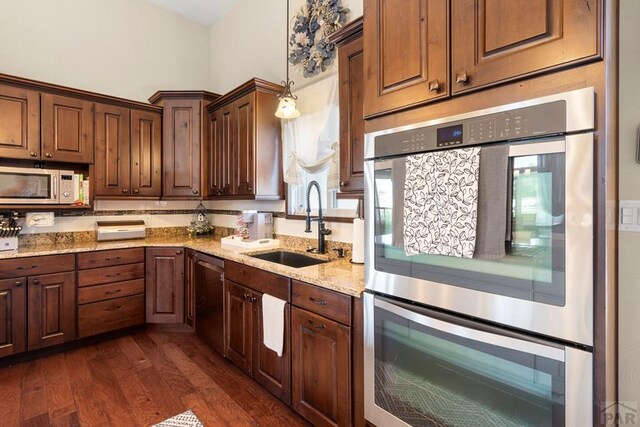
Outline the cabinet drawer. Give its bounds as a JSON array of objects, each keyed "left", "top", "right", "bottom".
[
  {"left": 78, "top": 279, "right": 144, "bottom": 304},
  {"left": 77, "top": 263, "right": 144, "bottom": 287},
  {"left": 292, "top": 280, "right": 351, "bottom": 326},
  {"left": 0, "top": 254, "right": 75, "bottom": 279},
  {"left": 78, "top": 294, "right": 144, "bottom": 338},
  {"left": 77, "top": 248, "right": 144, "bottom": 270},
  {"left": 225, "top": 260, "right": 290, "bottom": 301}
]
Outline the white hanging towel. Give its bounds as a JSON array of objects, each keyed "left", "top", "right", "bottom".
[
  {"left": 404, "top": 147, "right": 481, "bottom": 258},
  {"left": 262, "top": 294, "right": 286, "bottom": 357}
]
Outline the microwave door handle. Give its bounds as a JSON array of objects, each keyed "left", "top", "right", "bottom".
[
  {"left": 52, "top": 175, "right": 58, "bottom": 201},
  {"left": 373, "top": 296, "right": 565, "bottom": 362}
]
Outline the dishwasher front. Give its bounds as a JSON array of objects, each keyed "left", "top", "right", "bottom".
[{"left": 194, "top": 252, "right": 225, "bottom": 355}]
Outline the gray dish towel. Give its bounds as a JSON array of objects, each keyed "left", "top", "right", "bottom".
[{"left": 474, "top": 145, "right": 510, "bottom": 259}]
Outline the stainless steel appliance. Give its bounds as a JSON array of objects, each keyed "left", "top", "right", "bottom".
[
  {"left": 195, "top": 252, "right": 225, "bottom": 355},
  {"left": 243, "top": 211, "right": 274, "bottom": 241},
  {"left": 0, "top": 166, "right": 75, "bottom": 204},
  {"left": 96, "top": 220, "right": 146, "bottom": 241},
  {"left": 364, "top": 88, "right": 595, "bottom": 426}
]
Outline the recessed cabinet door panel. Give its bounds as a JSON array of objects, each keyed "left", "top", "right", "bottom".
[
  {"left": 145, "top": 248, "right": 185, "bottom": 324},
  {"left": 163, "top": 100, "right": 201, "bottom": 198},
  {"left": 235, "top": 93, "right": 256, "bottom": 196},
  {"left": 206, "top": 111, "right": 223, "bottom": 197},
  {"left": 219, "top": 103, "right": 235, "bottom": 196},
  {"left": 451, "top": 0, "right": 601, "bottom": 93},
  {"left": 363, "top": 0, "right": 449, "bottom": 117},
  {"left": 0, "top": 84, "right": 40, "bottom": 160},
  {"left": 131, "top": 109, "right": 161, "bottom": 197},
  {"left": 41, "top": 93, "right": 94, "bottom": 163},
  {"left": 95, "top": 104, "right": 131, "bottom": 196},
  {"left": 224, "top": 280, "right": 252, "bottom": 374},
  {"left": 27, "top": 272, "right": 76, "bottom": 350},
  {"left": 0, "top": 278, "right": 26, "bottom": 358}
]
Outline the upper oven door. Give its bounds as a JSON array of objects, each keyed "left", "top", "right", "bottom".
[
  {"left": 0, "top": 167, "right": 59, "bottom": 204},
  {"left": 364, "top": 134, "right": 593, "bottom": 346}
]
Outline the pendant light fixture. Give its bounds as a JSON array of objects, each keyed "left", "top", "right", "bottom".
[{"left": 275, "top": 0, "right": 301, "bottom": 119}]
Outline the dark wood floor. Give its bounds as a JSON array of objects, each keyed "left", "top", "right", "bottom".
[{"left": 0, "top": 327, "right": 310, "bottom": 426}]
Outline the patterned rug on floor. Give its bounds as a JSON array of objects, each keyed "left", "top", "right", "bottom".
[{"left": 153, "top": 410, "right": 204, "bottom": 427}]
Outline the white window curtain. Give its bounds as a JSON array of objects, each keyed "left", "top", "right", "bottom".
[{"left": 281, "top": 74, "right": 340, "bottom": 190}]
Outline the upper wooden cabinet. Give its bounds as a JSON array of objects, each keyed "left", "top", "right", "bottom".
[
  {"left": 94, "top": 104, "right": 162, "bottom": 198},
  {"left": 0, "top": 84, "right": 40, "bottom": 160},
  {"left": 206, "top": 79, "right": 283, "bottom": 200},
  {"left": 364, "top": 0, "right": 602, "bottom": 117},
  {"left": 41, "top": 93, "right": 94, "bottom": 163},
  {"left": 363, "top": 0, "right": 449, "bottom": 118},
  {"left": 149, "top": 91, "right": 220, "bottom": 199},
  {"left": 330, "top": 17, "right": 366, "bottom": 198}
]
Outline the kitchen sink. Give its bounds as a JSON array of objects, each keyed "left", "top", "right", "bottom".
[{"left": 248, "top": 250, "right": 329, "bottom": 268}]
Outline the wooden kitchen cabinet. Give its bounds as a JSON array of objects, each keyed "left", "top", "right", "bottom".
[
  {"left": 0, "top": 277, "right": 26, "bottom": 358},
  {"left": 363, "top": 0, "right": 449, "bottom": 118},
  {"left": 330, "top": 17, "right": 365, "bottom": 198},
  {"left": 94, "top": 104, "right": 161, "bottom": 198},
  {"left": 224, "top": 260, "right": 292, "bottom": 404},
  {"left": 149, "top": 91, "right": 219, "bottom": 199},
  {"left": 41, "top": 93, "right": 94, "bottom": 163},
  {"left": 145, "top": 247, "right": 185, "bottom": 323},
  {"left": 185, "top": 249, "right": 196, "bottom": 328},
  {"left": 206, "top": 79, "right": 283, "bottom": 200},
  {"left": 0, "top": 83, "right": 40, "bottom": 160}
]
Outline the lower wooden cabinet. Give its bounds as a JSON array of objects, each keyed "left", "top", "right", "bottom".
[
  {"left": 145, "top": 247, "right": 185, "bottom": 323},
  {"left": 291, "top": 306, "right": 351, "bottom": 427},
  {"left": 0, "top": 277, "right": 26, "bottom": 358},
  {"left": 224, "top": 280, "right": 253, "bottom": 372}
]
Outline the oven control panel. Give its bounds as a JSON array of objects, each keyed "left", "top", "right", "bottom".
[{"left": 375, "top": 100, "right": 566, "bottom": 158}]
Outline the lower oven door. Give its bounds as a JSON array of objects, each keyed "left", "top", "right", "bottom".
[{"left": 364, "top": 293, "right": 592, "bottom": 427}]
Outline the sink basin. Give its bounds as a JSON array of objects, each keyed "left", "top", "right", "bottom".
[{"left": 248, "top": 250, "right": 329, "bottom": 268}]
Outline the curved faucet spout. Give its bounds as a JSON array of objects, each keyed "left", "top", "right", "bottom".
[{"left": 305, "top": 180, "right": 330, "bottom": 253}]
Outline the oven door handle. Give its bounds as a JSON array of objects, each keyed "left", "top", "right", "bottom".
[{"left": 374, "top": 295, "right": 565, "bottom": 361}]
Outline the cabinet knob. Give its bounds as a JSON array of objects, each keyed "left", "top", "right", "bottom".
[
  {"left": 249, "top": 296, "right": 257, "bottom": 303},
  {"left": 122, "top": 189, "right": 129, "bottom": 194},
  {"left": 243, "top": 292, "right": 251, "bottom": 300},
  {"left": 192, "top": 189, "right": 199, "bottom": 195},
  {"left": 133, "top": 189, "right": 139, "bottom": 194},
  {"left": 30, "top": 151, "right": 37, "bottom": 157},
  {"left": 45, "top": 153, "right": 52, "bottom": 158},
  {"left": 308, "top": 319, "right": 325, "bottom": 329},
  {"left": 428, "top": 79, "right": 441, "bottom": 92},
  {"left": 32, "top": 279, "right": 40, "bottom": 285},
  {"left": 455, "top": 72, "right": 469, "bottom": 84},
  {"left": 340, "top": 181, "right": 348, "bottom": 187},
  {"left": 176, "top": 250, "right": 182, "bottom": 255},
  {"left": 15, "top": 281, "right": 22, "bottom": 287}
]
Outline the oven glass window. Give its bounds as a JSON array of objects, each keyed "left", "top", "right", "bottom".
[
  {"left": 373, "top": 150, "right": 566, "bottom": 306},
  {"left": 374, "top": 302, "right": 566, "bottom": 426},
  {"left": 0, "top": 173, "right": 51, "bottom": 199}
]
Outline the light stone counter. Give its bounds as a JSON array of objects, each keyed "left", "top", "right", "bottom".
[{"left": 0, "top": 235, "right": 365, "bottom": 297}]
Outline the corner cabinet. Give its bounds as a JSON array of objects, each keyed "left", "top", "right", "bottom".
[
  {"left": 149, "top": 91, "right": 220, "bottom": 199},
  {"left": 206, "top": 79, "right": 284, "bottom": 200},
  {"left": 363, "top": 0, "right": 602, "bottom": 117},
  {"left": 145, "top": 247, "right": 185, "bottom": 324}
]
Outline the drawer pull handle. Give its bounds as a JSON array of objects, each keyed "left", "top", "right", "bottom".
[
  {"left": 105, "top": 305, "right": 122, "bottom": 312},
  {"left": 105, "top": 257, "right": 121, "bottom": 262},
  {"left": 309, "top": 297, "right": 327, "bottom": 306},
  {"left": 105, "top": 289, "right": 122, "bottom": 295},
  {"left": 308, "top": 320, "right": 325, "bottom": 329},
  {"left": 32, "top": 279, "right": 40, "bottom": 285},
  {"left": 105, "top": 273, "right": 122, "bottom": 278},
  {"left": 15, "top": 281, "right": 22, "bottom": 287},
  {"left": 16, "top": 264, "right": 37, "bottom": 270}
]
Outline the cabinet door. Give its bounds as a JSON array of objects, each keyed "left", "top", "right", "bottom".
[
  {"left": 0, "top": 84, "right": 40, "bottom": 160},
  {"left": 0, "top": 277, "right": 26, "bottom": 357},
  {"left": 234, "top": 93, "right": 256, "bottom": 196},
  {"left": 185, "top": 250, "right": 196, "bottom": 328},
  {"left": 131, "top": 109, "right": 162, "bottom": 197},
  {"left": 292, "top": 307, "right": 351, "bottom": 427},
  {"left": 206, "top": 110, "right": 224, "bottom": 197},
  {"left": 162, "top": 99, "right": 202, "bottom": 198},
  {"left": 145, "top": 248, "right": 185, "bottom": 324},
  {"left": 94, "top": 104, "right": 131, "bottom": 197},
  {"left": 224, "top": 280, "right": 252, "bottom": 374},
  {"left": 451, "top": 0, "right": 601, "bottom": 94},
  {"left": 253, "top": 293, "right": 291, "bottom": 405},
  {"left": 219, "top": 103, "right": 236, "bottom": 196},
  {"left": 338, "top": 35, "right": 365, "bottom": 197},
  {"left": 27, "top": 272, "right": 76, "bottom": 350},
  {"left": 363, "top": 0, "right": 449, "bottom": 118},
  {"left": 41, "top": 93, "right": 94, "bottom": 163}
]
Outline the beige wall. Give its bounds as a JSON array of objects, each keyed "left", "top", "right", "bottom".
[
  {"left": 0, "top": 0, "right": 211, "bottom": 102},
  {"left": 619, "top": 0, "right": 640, "bottom": 404},
  {"left": 209, "top": 0, "right": 363, "bottom": 94}
]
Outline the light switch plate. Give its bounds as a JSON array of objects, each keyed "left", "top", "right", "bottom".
[{"left": 619, "top": 200, "right": 640, "bottom": 232}]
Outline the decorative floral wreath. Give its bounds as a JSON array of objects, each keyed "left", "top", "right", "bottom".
[{"left": 289, "top": 0, "right": 350, "bottom": 78}]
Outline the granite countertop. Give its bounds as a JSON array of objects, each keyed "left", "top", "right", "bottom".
[{"left": 0, "top": 235, "right": 365, "bottom": 297}]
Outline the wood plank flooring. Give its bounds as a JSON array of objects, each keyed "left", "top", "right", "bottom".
[{"left": 0, "top": 328, "right": 310, "bottom": 426}]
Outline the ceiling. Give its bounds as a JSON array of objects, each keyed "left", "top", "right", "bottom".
[{"left": 145, "top": 0, "right": 238, "bottom": 26}]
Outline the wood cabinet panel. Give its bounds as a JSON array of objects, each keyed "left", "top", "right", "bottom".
[
  {"left": 41, "top": 93, "right": 94, "bottom": 163},
  {"left": 0, "top": 84, "right": 40, "bottom": 160},
  {"left": 0, "top": 254, "right": 75, "bottom": 280},
  {"left": 206, "top": 111, "right": 223, "bottom": 197},
  {"left": 77, "top": 294, "right": 144, "bottom": 338},
  {"left": 76, "top": 247, "right": 144, "bottom": 270},
  {"left": 77, "top": 263, "right": 144, "bottom": 288},
  {"left": 27, "top": 272, "right": 76, "bottom": 350},
  {"left": 291, "top": 306, "right": 351, "bottom": 427},
  {"left": 235, "top": 93, "right": 255, "bottom": 196},
  {"left": 145, "top": 248, "right": 185, "bottom": 323},
  {"left": 224, "top": 280, "right": 253, "bottom": 374},
  {"left": 130, "top": 109, "right": 162, "bottom": 197},
  {"left": 292, "top": 281, "right": 351, "bottom": 326},
  {"left": 219, "top": 103, "right": 235, "bottom": 196},
  {"left": 77, "top": 279, "right": 145, "bottom": 305},
  {"left": 224, "top": 260, "right": 289, "bottom": 300},
  {"left": 95, "top": 104, "right": 130, "bottom": 196},
  {"left": 0, "top": 277, "right": 26, "bottom": 358},
  {"left": 451, "top": 0, "right": 601, "bottom": 94}
]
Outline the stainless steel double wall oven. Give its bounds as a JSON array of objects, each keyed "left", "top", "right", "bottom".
[{"left": 364, "top": 88, "right": 595, "bottom": 426}]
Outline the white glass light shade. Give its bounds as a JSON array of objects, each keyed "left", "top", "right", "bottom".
[{"left": 275, "top": 96, "right": 301, "bottom": 119}]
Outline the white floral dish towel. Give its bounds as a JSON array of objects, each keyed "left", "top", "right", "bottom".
[{"left": 404, "top": 147, "right": 481, "bottom": 258}]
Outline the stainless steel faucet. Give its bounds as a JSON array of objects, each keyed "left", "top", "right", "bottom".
[{"left": 304, "top": 180, "right": 331, "bottom": 254}]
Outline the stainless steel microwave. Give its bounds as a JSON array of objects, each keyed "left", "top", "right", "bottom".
[{"left": 0, "top": 166, "right": 75, "bottom": 204}]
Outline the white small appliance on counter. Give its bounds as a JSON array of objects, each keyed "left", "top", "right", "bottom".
[{"left": 96, "top": 220, "right": 146, "bottom": 241}]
